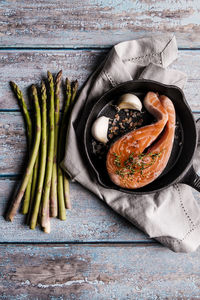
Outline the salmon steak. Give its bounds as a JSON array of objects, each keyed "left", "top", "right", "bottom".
[{"left": 106, "top": 92, "right": 175, "bottom": 189}]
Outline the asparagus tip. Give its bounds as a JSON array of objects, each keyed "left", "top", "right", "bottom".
[
  {"left": 31, "top": 84, "right": 37, "bottom": 94},
  {"left": 47, "top": 70, "right": 53, "bottom": 81},
  {"left": 10, "top": 81, "right": 15, "bottom": 87},
  {"left": 10, "top": 81, "right": 23, "bottom": 98},
  {"left": 73, "top": 79, "right": 78, "bottom": 87},
  {"left": 65, "top": 77, "right": 70, "bottom": 84},
  {"left": 41, "top": 80, "right": 46, "bottom": 93},
  {"left": 55, "top": 70, "right": 63, "bottom": 86},
  {"left": 72, "top": 80, "right": 78, "bottom": 94}
]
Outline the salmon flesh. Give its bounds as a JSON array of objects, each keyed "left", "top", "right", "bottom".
[{"left": 106, "top": 92, "right": 175, "bottom": 189}]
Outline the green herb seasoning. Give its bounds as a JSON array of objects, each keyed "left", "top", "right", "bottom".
[
  {"left": 115, "top": 169, "right": 125, "bottom": 177},
  {"left": 113, "top": 152, "right": 121, "bottom": 167},
  {"left": 113, "top": 150, "right": 164, "bottom": 178}
]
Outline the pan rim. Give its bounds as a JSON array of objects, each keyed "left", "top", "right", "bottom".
[{"left": 83, "top": 79, "right": 197, "bottom": 194}]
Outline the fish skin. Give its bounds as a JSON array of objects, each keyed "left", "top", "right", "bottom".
[
  {"left": 141, "top": 95, "right": 176, "bottom": 186},
  {"left": 106, "top": 92, "right": 174, "bottom": 189}
]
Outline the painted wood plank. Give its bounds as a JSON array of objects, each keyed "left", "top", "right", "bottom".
[
  {"left": 1, "top": 50, "right": 200, "bottom": 110},
  {"left": 1, "top": 113, "right": 200, "bottom": 243},
  {"left": 1, "top": 0, "right": 200, "bottom": 48},
  {"left": 0, "top": 173, "right": 200, "bottom": 243},
  {"left": 1, "top": 112, "right": 200, "bottom": 175},
  {"left": 0, "top": 49, "right": 107, "bottom": 110},
  {"left": 0, "top": 244, "right": 200, "bottom": 299},
  {"left": 0, "top": 178, "right": 150, "bottom": 242},
  {"left": 0, "top": 178, "right": 199, "bottom": 243},
  {"left": 0, "top": 112, "right": 29, "bottom": 175},
  {"left": 0, "top": 113, "right": 26, "bottom": 175}
]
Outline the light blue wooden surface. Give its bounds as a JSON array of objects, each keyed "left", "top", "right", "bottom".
[
  {"left": 1, "top": 50, "right": 200, "bottom": 110},
  {"left": 0, "top": 0, "right": 200, "bottom": 48},
  {"left": 0, "top": 0, "right": 200, "bottom": 298},
  {"left": 1, "top": 244, "right": 200, "bottom": 299}
]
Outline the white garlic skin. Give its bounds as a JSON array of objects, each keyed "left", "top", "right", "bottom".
[
  {"left": 117, "top": 93, "right": 142, "bottom": 111},
  {"left": 91, "top": 116, "right": 109, "bottom": 144}
]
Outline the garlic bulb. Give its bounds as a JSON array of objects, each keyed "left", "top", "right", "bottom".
[
  {"left": 117, "top": 93, "right": 142, "bottom": 111},
  {"left": 91, "top": 116, "right": 109, "bottom": 144}
]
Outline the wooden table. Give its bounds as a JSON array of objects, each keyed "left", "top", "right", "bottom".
[{"left": 1, "top": 1, "right": 200, "bottom": 298}]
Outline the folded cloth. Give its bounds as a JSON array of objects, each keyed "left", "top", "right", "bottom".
[{"left": 62, "top": 34, "right": 200, "bottom": 253}]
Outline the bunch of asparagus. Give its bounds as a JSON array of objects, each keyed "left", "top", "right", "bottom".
[{"left": 6, "top": 71, "right": 78, "bottom": 233}]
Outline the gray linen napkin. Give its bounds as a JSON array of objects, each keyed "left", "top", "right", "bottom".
[{"left": 62, "top": 34, "right": 200, "bottom": 253}]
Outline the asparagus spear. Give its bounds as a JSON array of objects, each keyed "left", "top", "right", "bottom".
[
  {"left": 62, "top": 80, "right": 78, "bottom": 210},
  {"left": 43, "top": 198, "right": 50, "bottom": 233},
  {"left": 10, "top": 82, "right": 32, "bottom": 147},
  {"left": 63, "top": 176, "right": 71, "bottom": 209},
  {"left": 57, "top": 78, "right": 72, "bottom": 220},
  {"left": 50, "top": 70, "right": 62, "bottom": 217},
  {"left": 62, "top": 78, "right": 72, "bottom": 209},
  {"left": 41, "top": 71, "right": 55, "bottom": 228},
  {"left": 57, "top": 166, "right": 66, "bottom": 220},
  {"left": 30, "top": 81, "right": 47, "bottom": 229},
  {"left": 71, "top": 80, "right": 78, "bottom": 106},
  {"left": 6, "top": 85, "right": 41, "bottom": 221},
  {"left": 22, "top": 172, "right": 33, "bottom": 214},
  {"left": 27, "top": 153, "right": 39, "bottom": 221},
  {"left": 30, "top": 155, "right": 39, "bottom": 200},
  {"left": 10, "top": 82, "right": 33, "bottom": 214}
]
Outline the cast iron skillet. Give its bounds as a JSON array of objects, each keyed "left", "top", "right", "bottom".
[{"left": 84, "top": 79, "right": 200, "bottom": 194}]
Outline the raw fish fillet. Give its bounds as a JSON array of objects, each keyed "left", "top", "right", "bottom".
[{"left": 106, "top": 92, "right": 175, "bottom": 189}]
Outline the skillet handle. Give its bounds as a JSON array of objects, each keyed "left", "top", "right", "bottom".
[{"left": 181, "top": 166, "right": 200, "bottom": 192}]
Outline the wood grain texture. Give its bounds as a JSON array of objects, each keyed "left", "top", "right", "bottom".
[
  {"left": 0, "top": 113, "right": 26, "bottom": 174},
  {"left": 1, "top": 49, "right": 200, "bottom": 110},
  {"left": 0, "top": 244, "right": 200, "bottom": 299},
  {"left": 1, "top": 116, "right": 200, "bottom": 243},
  {"left": 0, "top": 179, "right": 150, "bottom": 242},
  {"left": 1, "top": 112, "right": 200, "bottom": 175},
  {"left": 0, "top": 50, "right": 107, "bottom": 110},
  {"left": 1, "top": 0, "right": 200, "bottom": 48},
  {"left": 0, "top": 1, "right": 200, "bottom": 296},
  {"left": 1, "top": 179, "right": 200, "bottom": 243}
]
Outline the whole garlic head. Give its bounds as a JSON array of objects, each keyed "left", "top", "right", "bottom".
[
  {"left": 91, "top": 116, "right": 109, "bottom": 144},
  {"left": 117, "top": 93, "right": 142, "bottom": 111}
]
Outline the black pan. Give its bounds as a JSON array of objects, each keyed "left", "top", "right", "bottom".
[{"left": 84, "top": 79, "right": 200, "bottom": 194}]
